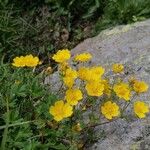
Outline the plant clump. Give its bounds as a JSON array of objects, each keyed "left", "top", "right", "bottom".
[{"left": 3, "top": 49, "right": 149, "bottom": 149}]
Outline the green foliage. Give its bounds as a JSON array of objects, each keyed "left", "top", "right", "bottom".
[
  {"left": 0, "top": 1, "right": 54, "bottom": 62},
  {"left": 45, "top": 0, "right": 105, "bottom": 20},
  {"left": 0, "top": 64, "right": 71, "bottom": 150},
  {"left": 0, "top": 4, "right": 21, "bottom": 58},
  {"left": 0, "top": 0, "right": 105, "bottom": 62},
  {"left": 1, "top": 0, "right": 150, "bottom": 62},
  {"left": 94, "top": 0, "right": 150, "bottom": 32},
  {"left": 0, "top": 62, "right": 102, "bottom": 150},
  {"left": 1, "top": 1, "right": 150, "bottom": 149}
]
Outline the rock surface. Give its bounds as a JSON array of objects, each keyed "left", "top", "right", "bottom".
[
  {"left": 72, "top": 20, "right": 150, "bottom": 150},
  {"left": 45, "top": 20, "right": 150, "bottom": 150}
]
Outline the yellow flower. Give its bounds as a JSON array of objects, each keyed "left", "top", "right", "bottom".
[
  {"left": 78, "top": 67, "right": 103, "bottom": 82},
  {"left": 134, "top": 101, "right": 149, "bottom": 118},
  {"left": 78, "top": 67, "right": 90, "bottom": 80},
  {"left": 113, "top": 83, "right": 131, "bottom": 101},
  {"left": 112, "top": 64, "right": 124, "bottom": 73},
  {"left": 65, "top": 88, "right": 83, "bottom": 105},
  {"left": 72, "top": 123, "right": 82, "bottom": 132},
  {"left": 63, "top": 77, "right": 74, "bottom": 88},
  {"left": 133, "top": 81, "right": 148, "bottom": 93},
  {"left": 74, "top": 53, "right": 92, "bottom": 62},
  {"left": 45, "top": 66, "right": 52, "bottom": 75},
  {"left": 85, "top": 81, "right": 104, "bottom": 96},
  {"left": 91, "top": 66, "right": 105, "bottom": 77},
  {"left": 86, "top": 66, "right": 105, "bottom": 82},
  {"left": 59, "top": 62, "right": 69, "bottom": 73},
  {"left": 65, "top": 67, "right": 78, "bottom": 79},
  {"left": 101, "top": 101, "right": 120, "bottom": 119},
  {"left": 24, "top": 55, "right": 41, "bottom": 67},
  {"left": 86, "top": 71, "right": 100, "bottom": 82},
  {"left": 12, "top": 55, "right": 41, "bottom": 67},
  {"left": 101, "top": 79, "right": 111, "bottom": 96},
  {"left": 52, "top": 49, "right": 70, "bottom": 63},
  {"left": 62, "top": 68, "right": 77, "bottom": 88},
  {"left": 49, "top": 100, "right": 73, "bottom": 121},
  {"left": 12, "top": 56, "right": 26, "bottom": 67}
]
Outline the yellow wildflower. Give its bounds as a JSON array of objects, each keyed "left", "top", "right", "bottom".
[
  {"left": 91, "top": 66, "right": 105, "bottom": 77},
  {"left": 65, "top": 67, "right": 78, "bottom": 79},
  {"left": 112, "top": 63, "right": 124, "bottom": 73},
  {"left": 63, "top": 77, "right": 74, "bottom": 88},
  {"left": 49, "top": 100, "right": 73, "bottom": 121},
  {"left": 85, "top": 66, "right": 105, "bottom": 82},
  {"left": 101, "top": 101, "right": 120, "bottom": 119},
  {"left": 113, "top": 83, "right": 131, "bottom": 101},
  {"left": 12, "top": 55, "right": 41, "bottom": 67},
  {"left": 72, "top": 123, "right": 82, "bottom": 132},
  {"left": 65, "top": 88, "right": 83, "bottom": 105},
  {"left": 134, "top": 101, "right": 149, "bottom": 118},
  {"left": 59, "top": 62, "right": 69, "bottom": 73},
  {"left": 12, "top": 56, "right": 26, "bottom": 67},
  {"left": 24, "top": 55, "right": 41, "bottom": 67},
  {"left": 78, "top": 67, "right": 90, "bottom": 81},
  {"left": 52, "top": 49, "right": 71, "bottom": 63},
  {"left": 78, "top": 67, "right": 102, "bottom": 82},
  {"left": 74, "top": 53, "right": 92, "bottom": 62},
  {"left": 86, "top": 71, "right": 100, "bottom": 82},
  {"left": 45, "top": 66, "right": 52, "bottom": 75},
  {"left": 133, "top": 81, "right": 148, "bottom": 93},
  {"left": 101, "top": 79, "right": 111, "bottom": 96},
  {"left": 85, "top": 81, "right": 104, "bottom": 96}
]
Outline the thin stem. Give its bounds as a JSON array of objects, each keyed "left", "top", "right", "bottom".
[
  {"left": 0, "top": 120, "right": 35, "bottom": 130},
  {"left": 122, "top": 101, "right": 132, "bottom": 113},
  {"left": 82, "top": 118, "right": 118, "bottom": 132},
  {"left": 122, "top": 93, "right": 137, "bottom": 114},
  {"left": 56, "top": 82, "right": 64, "bottom": 95},
  {"left": 84, "top": 94, "right": 137, "bottom": 131},
  {"left": 32, "top": 67, "right": 36, "bottom": 73}
]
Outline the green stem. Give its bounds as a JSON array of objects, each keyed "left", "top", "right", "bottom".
[
  {"left": 81, "top": 118, "right": 118, "bottom": 133},
  {"left": 1, "top": 98, "right": 9, "bottom": 150},
  {"left": 0, "top": 120, "right": 35, "bottom": 130},
  {"left": 122, "top": 93, "right": 137, "bottom": 114}
]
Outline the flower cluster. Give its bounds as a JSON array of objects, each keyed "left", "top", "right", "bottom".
[
  {"left": 49, "top": 49, "right": 149, "bottom": 122},
  {"left": 12, "top": 54, "right": 41, "bottom": 67},
  {"left": 11, "top": 49, "right": 150, "bottom": 150}
]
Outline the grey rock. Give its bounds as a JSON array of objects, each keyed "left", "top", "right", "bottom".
[
  {"left": 45, "top": 19, "right": 150, "bottom": 150},
  {"left": 44, "top": 71, "right": 62, "bottom": 92},
  {"left": 71, "top": 20, "right": 150, "bottom": 150}
]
